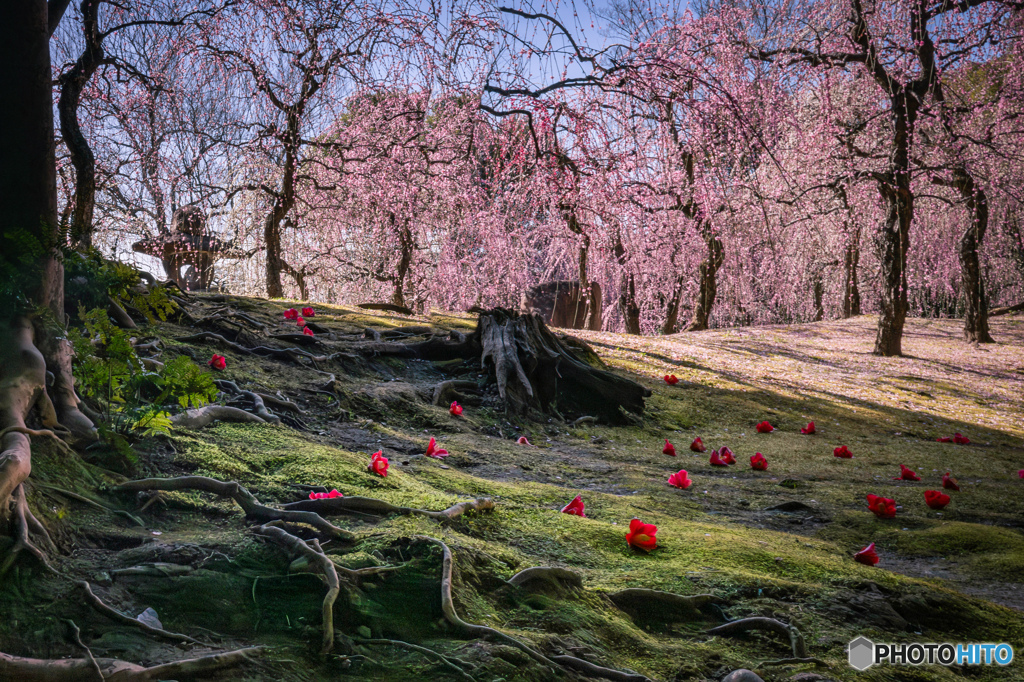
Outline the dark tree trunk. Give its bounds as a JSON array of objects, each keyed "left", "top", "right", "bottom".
[
  {"left": 661, "top": 273, "right": 686, "bottom": 335},
  {"left": 873, "top": 181, "right": 912, "bottom": 356},
  {"left": 57, "top": 0, "right": 104, "bottom": 251},
  {"left": 812, "top": 276, "right": 825, "bottom": 322},
  {"left": 264, "top": 208, "right": 286, "bottom": 298},
  {"left": 951, "top": 174, "right": 993, "bottom": 343},
  {"left": 612, "top": 237, "right": 641, "bottom": 335},
  {"left": 842, "top": 232, "right": 862, "bottom": 318},
  {"left": 686, "top": 232, "right": 724, "bottom": 332},
  {"left": 392, "top": 217, "right": 414, "bottom": 309}
]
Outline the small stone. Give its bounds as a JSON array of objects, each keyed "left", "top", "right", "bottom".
[
  {"left": 356, "top": 625, "right": 372, "bottom": 638},
  {"left": 722, "top": 670, "right": 765, "bottom": 682}
]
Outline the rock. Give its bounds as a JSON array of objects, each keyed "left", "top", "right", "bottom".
[
  {"left": 722, "top": 670, "right": 764, "bottom": 682},
  {"left": 136, "top": 607, "right": 163, "bottom": 630},
  {"left": 356, "top": 625, "right": 372, "bottom": 638}
]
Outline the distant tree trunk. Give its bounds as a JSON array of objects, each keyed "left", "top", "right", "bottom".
[
  {"left": 612, "top": 236, "right": 641, "bottom": 335},
  {"left": 57, "top": 0, "right": 104, "bottom": 251},
  {"left": 812, "top": 275, "right": 825, "bottom": 322},
  {"left": 686, "top": 230, "right": 724, "bottom": 332},
  {"left": 842, "top": 230, "right": 862, "bottom": 318},
  {"left": 873, "top": 179, "right": 913, "bottom": 356},
  {"left": 661, "top": 272, "right": 686, "bottom": 335},
  {"left": 943, "top": 172, "right": 994, "bottom": 343},
  {"left": 391, "top": 216, "right": 415, "bottom": 309}
]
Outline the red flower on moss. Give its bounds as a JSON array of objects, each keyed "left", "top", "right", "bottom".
[
  {"left": 756, "top": 421, "right": 774, "bottom": 433},
  {"left": 207, "top": 354, "right": 226, "bottom": 371},
  {"left": 308, "top": 489, "right": 343, "bottom": 500},
  {"left": 866, "top": 494, "right": 896, "bottom": 519},
  {"left": 662, "top": 439, "right": 677, "bottom": 456},
  {"left": 1019, "top": 469, "right": 1024, "bottom": 479},
  {"left": 625, "top": 518, "right": 658, "bottom": 552},
  {"left": 924, "top": 490, "right": 951, "bottom": 510},
  {"left": 449, "top": 401, "right": 463, "bottom": 416},
  {"left": 952, "top": 433, "right": 971, "bottom": 445},
  {"left": 709, "top": 451, "right": 728, "bottom": 467},
  {"left": 517, "top": 436, "right": 532, "bottom": 446},
  {"left": 894, "top": 464, "right": 921, "bottom": 481},
  {"left": 936, "top": 436, "right": 952, "bottom": 443},
  {"left": 301, "top": 307, "right": 315, "bottom": 317},
  {"left": 561, "top": 495, "right": 586, "bottom": 517},
  {"left": 750, "top": 452, "right": 768, "bottom": 471},
  {"left": 833, "top": 445, "right": 853, "bottom": 459},
  {"left": 369, "top": 450, "right": 389, "bottom": 477},
  {"left": 854, "top": 542, "right": 879, "bottom": 566},
  {"left": 303, "top": 326, "right": 314, "bottom": 337},
  {"left": 283, "top": 308, "right": 298, "bottom": 320},
  {"left": 296, "top": 316, "right": 306, "bottom": 327},
  {"left": 941, "top": 472, "right": 960, "bottom": 491},
  {"left": 668, "top": 470, "right": 692, "bottom": 489},
  {"left": 690, "top": 437, "right": 706, "bottom": 453},
  {"left": 800, "top": 421, "right": 815, "bottom": 435},
  {"left": 718, "top": 446, "right": 736, "bottom": 465},
  {"left": 664, "top": 374, "right": 679, "bottom": 385},
  {"left": 425, "top": 437, "right": 449, "bottom": 458}
]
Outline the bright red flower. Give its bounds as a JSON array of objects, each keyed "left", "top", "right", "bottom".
[
  {"left": 625, "top": 518, "right": 658, "bottom": 552},
  {"left": 283, "top": 308, "right": 298, "bottom": 320},
  {"left": 936, "top": 436, "right": 953, "bottom": 443},
  {"left": 854, "top": 543, "right": 880, "bottom": 566},
  {"left": 833, "top": 445, "right": 853, "bottom": 458},
  {"left": 308, "top": 489, "right": 343, "bottom": 500},
  {"left": 449, "top": 401, "right": 463, "bottom": 416},
  {"left": 941, "top": 472, "right": 960, "bottom": 491},
  {"left": 709, "top": 450, "right": 728, "bottom": 467},
  {"left": 719, "top": 446, "right": 735, "bottom": 465},
  {"left": 517, "top": 436, "right": 532, "bottom": 446},
  {"left": 952, "top": 433, "right": 971, "bottom": 445},
  {"left": 369, "top": 450, "right": 388, "bottom": 477},
  {"left": 303, "top": 326, "right": 314, "bottom": 337},
  {"left": 756, "top": 421, "right": 774, "bottom": 433},
  {"left": 561, "top": 494, "right": 586, "bottom": 517},
  {"left": 866, "top": 494, "right": 896, "bottom": 519},
  {"left": 662, "top": 439, "right": 677, "bottom": 456},
  {"left": 894, "top": 464, "right": 921, "bottom": 481},
  {"left": 690, "top": 437, "right": 706, "bottom": 453},
  {"left": 924, "top": 490, "right": 951, "bottom": 510},
  {"left": 301, "top": 307, "right": 315, "bottom": 317},
  {"left": 207, "top": 354, "right": 226, "bottom": 371},
  {"left": 663, "top": 374, "right": 679, "bottom": 385},
  {"left": 668, "top": 470, "right": 692, "bottom": 489},
  {"left": 296, "top": 316, "right": 306, "bottom": 327},
  {"left": 750, "top": 453, "right": 768, "bottom": 471},
  {"left": 800, "top": 421, "right": 816, "bottom": 435},
  {"left": 1019, "top": 469, "right": 1024, "bottom": 479},
  {"left": 425, "top": 437, "right": 449, "bottom": 458}
]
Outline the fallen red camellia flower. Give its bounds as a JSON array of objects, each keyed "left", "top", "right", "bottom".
[
  {"left": 854, "top": 542, "right": 880, "bottom": 566},
  {"left": 800, "top": 421, "right": 816, "bottom": 435},
  {"left": 690, "top": 437, "right": 706, "bottom": 453},
  {"left": 625, "top": 518, "right": 658, "bottom": 551},
  {"left": 516, "top": 436, "right": 532, "bottom": 446},
  {"left": 663, "top": 374, "right": 679, "bottom": 385},
  {"left": 924, "top": 489, "right": 951, "bottom": 510},
  {"left": 207, "top": 354, "right": 226, "bottom": 371},
  {"left": 719, "top": 446, "right": 736, "bottom": 465},
  {"left": 369, "top": 450, "right": 389, "bottom": 477},
  {"left": 561, "top": 495, "right": 586, "bottom": 517},
  {"left": 894, "top": 464, "right": 921, "bottom": 481},
  {"left": 952, "top": 432, "right": 971, "bottom": 445},
  {"left": 941, "top": 472, "right": 960, "bottom": 491},
  {"left": 301, "top": 307, "right": 315, "bottom": 317},
  {"left": 308, "top": 489, "right": 343, "bottom": 500},
  {"left": 425, "top": 437, "right": 449, "bottom": 458},
  {"left": 303, "top": 326, "right": 314, "bottom": 337},
  {"left": 668, "top": 470, "right": 692, "bottom": 489},
  {"left": 833, "top": 445, "right": 853, "bottom": 458},
  {"left": 449, "top": 401, "right": 463, "bottom": 416},
  {"left": 283, "top": 308, "right": 298, "bottom": 320},
  {"left": 756, "top": 421, "right": 774, "bottom": 433},
  {"left": 295, "top": 316, "right": 306, "bottom": 327},
  {"left": 1019, "top": 469, "right": 1024, "bottom": 479},
  {"left": 750, "top": 452, "right": 768, "bottom": 471},
  {"left": 709, "top": 450, "right": 728, "bottom": 467},
  {"left": 663, "top": 439, "right": 677, "bottom": 456},
  {"left": 936, "top": 436, "right": 953, "bottom": 443},
  {"left": 866, "top": 494, "right": 896, "bottom": 519}
]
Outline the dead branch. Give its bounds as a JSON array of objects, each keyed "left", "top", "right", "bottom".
[
  {"left": 704, "top": 617, "right": 808, "bottom": 658},
  {"left": 111, "top": 476, "right": 355, "bottom": 541},
  {"left": 256, "top": 524, "right": 340, "bottom": 654},
  {"left": 283, "top": 496, "right": 494, "bottom": 521},
  {"left": 170, "top": 406, "right": 266, "bottom": 429},
  {"left": 77, "top": 581, "right": 205, "bottom": 645},
  {"left": 0, "top": 646, "right": 262, "bottom": 682},
  {"left": 356, "top": 638, "right": 474, "bottom": 682}
]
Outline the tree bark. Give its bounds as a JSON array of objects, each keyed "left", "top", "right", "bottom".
[
  {"left": 613, "top": 237, "right": 641, "bottom": 335},
  {"left": 842, "top": 232, "right": 862, "bottom": 318},
  {"left": 873, "top": 180, "right": 912, "bottom": 356},
  {"left": 948, "top": 173, "right": 994, "bottom": 343},
  {"left": 686, "top": 231, "right": 724, "bottom": 332},
  {"left": 661, "top": 272, "right": 686, "bottom": 335}
]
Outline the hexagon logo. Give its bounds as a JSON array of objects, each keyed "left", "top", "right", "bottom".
[{"left": 848, "top": 636, "right": 875, "bottom": 671}]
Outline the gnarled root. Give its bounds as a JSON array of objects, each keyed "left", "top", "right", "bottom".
[
  {"left": 609, "top": 589, "right": 725, "bottom": 621},
  {"left": 256, "top": 524, "right": 339, "bottom": 654},
  {"left": 507, "top": 566, "right": 583, "bottom": 591},
  {"left": 283, "top": 496, "right": 494, "bottom": 521},
  {"left": 550, "top": 655, "right": 652, "bottom": 682},
  {"left": 214, "top": 380, "right": 280, "bottom": 424},
  {"left": 0, "top": 646, "right": 262, "bottom": 682},
  {"left": 111, "top": 476, "right": 354, "bottom": 541},
  {"left": 170, "top": 406, "right": 266, "bottom": 429},
  {"left": 704, "top": 617, "right": 808, "bottom": 659},
  {"left": 77, "top": 580, "right": 206, "bottom": 645},
  {"left": 174, "top": 331, "right": 326, "bottom": 364},
  {"left": 356, "top": 638, "right": 474, "bottom": 682}
]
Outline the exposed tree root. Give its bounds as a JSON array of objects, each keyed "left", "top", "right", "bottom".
[
  {"left": 356, "top": 302, "right": 414, "bottom": 315},
  {"left": 609, "top": 589, "right": 725, "bottom": 620},
  {"left": 704, "top": 617, "right": 808, "bottom": 658},
  {"left": 37, "top": 483, "right": 144, "bottom": 527},
  {"left": 0, "top": 646, "right": 262, "bottom": 682},
  {"left": 550, "top": 655, "right": 653, "bottom": 682},
  {"left": 255, "top": 392, "right": 302, "bottom": 414},
  {"left": 431, "top": 380, "right": 480, "bottom": 406},
  {"left": 107, "top": 296, "right": 138, "bottom": 329},
  {"left": 111, "top": 476, "right": 355, "bottom": 541},
  {"left": 507, "top": 566, "right": 583, "bottom": 591},
  {"left": 170, "top": 406, "right": 266, "bottom": 429},
  {"left": 256, "top": 524, "right": 340, "bottom": 654},
  {"left": 356, "top": 638, "right": 475, "bottom": 682},
  {"left": 174, "top": 331, "right": 326, "bottom": 364},
  {"left": 77, "top": 580, "right": 206, "bottom": 645},
  {"left": 758, "top": 657, "right": 828, "bottom": 667},
  {"left": 215, "top": 380, "right": 280, "bottom": 424},
  {"left": 0, "top": 485, "right": 55, "bottom": 579},
  {"left": 990, "top": 301, "right": 1024, "bottom": 316},
  {"left": 283, "top": 496, "right": 494, "bottom": 521}
]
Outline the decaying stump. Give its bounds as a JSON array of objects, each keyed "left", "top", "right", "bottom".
[
  {"left": 521, "top": 280, "right": 603, "bottom": 331},
  {"left": 362, "top": 308, "right": 649, "bottom": 423}
]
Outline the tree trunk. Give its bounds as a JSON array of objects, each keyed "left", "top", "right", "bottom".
[
  {"left": 661, "top": 273, "right": 686, "bottom": 335},
  {"left": 57, "top": 0, "right": 104, "bottom": 251},
  {"left": 812, "top": 275, "right": 825, "bottom": 322},
  {"left": 264, "top": 208, "right": 285, "bottom": 298},
  {"left": 952, "top": 174, "right": 994, "bottom": 343},
  {"left": 873, "top": 181, "right": 912, "bottom": 356},
  {"left": 686, "top": 232, "right": 724, "bottom": 332},
  {"left": 612, "top": 237, "right": 641, "bottom": 335},
  {"left": 842, "top": 231, "right": 862, "bottom": 318},
  {"left": 392, "top": 217, "right": 414, "bottom": 309}
]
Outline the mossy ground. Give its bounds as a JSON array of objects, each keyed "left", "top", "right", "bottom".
[{"left": 3, "top": 297, "right": 1023, "bottom": 681}]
